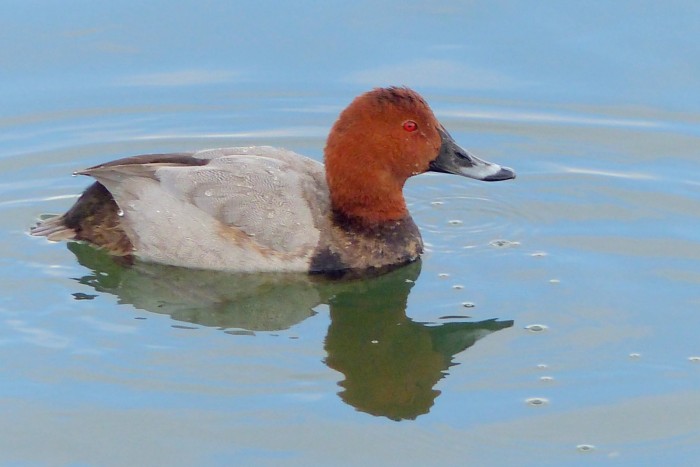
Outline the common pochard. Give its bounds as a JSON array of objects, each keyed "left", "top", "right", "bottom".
[{"left": 32, "top": 87, "right": 515, "bottom": 276}]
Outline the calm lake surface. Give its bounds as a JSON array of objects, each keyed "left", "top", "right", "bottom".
[{"left": 3, "top": 2, "right": 700, "bottom": 465}]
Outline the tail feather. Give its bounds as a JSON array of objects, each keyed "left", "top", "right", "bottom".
[
  {"left": 30, "top": 181, "right": 134, "bottom": 255},
  {"left": 30, "top": 215, "right": 77, "bottom": 241}
]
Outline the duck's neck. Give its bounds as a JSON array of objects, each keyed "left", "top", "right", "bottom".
[{"left": 327, "top": 169, "right": 409, "bottom": 225}]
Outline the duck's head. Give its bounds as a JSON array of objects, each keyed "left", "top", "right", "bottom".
[{"left": 324, "top": 87, "right": 515, "bottom": 224}]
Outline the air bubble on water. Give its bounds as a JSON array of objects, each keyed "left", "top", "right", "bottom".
[
  {"left": 452, "top": 285, "right": 464, "bottom": 290},
  {"left": 525, "top": 397, "right": 549, "bottom": 407},
  {"left": 525, "top": 324, "right": 548, "bottom": 332},
  {"left": 629, "top": 352, "right": 641, "bottom": 359},
  {"left": 438, "top": 273, "right": 450, "bottom": 278},
  {"left": 537, "top": 363, "right": 548, "bottom": 369},
  {"left": 117, "top": 208, "right": 124, "bottom": 217},
  {"left": 462, "top": 302, "right": 475, "bottom": 308},
  {"left": 448, "top": 219, "right": 463, "bottom": 225},
  {"left": 531, "top": 251, "right": 547, "bottom": 257},
  {"left": 576, "top": 444, "right": 595, "bottom": 453},
  {"left": 689, "top": 356, "right": 700, "bottom": 362},
  {"left": 431, "top": 201, "right": 444, "bottom": 206},
  {"left": 370, "top": 340, "right": 379, "bottom": 344},
  {"left": 204, "top": 189, "right": 214, "bottom": 197},
  {"left": 540, "top": 376, "right": 554, "bottom": 382},
  {"left": 549, "top": 279, "right": 561, "bottom": 284}
]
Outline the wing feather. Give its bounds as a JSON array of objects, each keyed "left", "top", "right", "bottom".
[{"left": 81, "top": 147, "right": 329, "bottom": 255}]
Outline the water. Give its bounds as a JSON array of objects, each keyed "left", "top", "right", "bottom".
[{"left": 3, "top": 1, "right": 700, "bottom": 465}]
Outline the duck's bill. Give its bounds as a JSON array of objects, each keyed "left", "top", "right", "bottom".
[{"left": 429, "top": 128, "right": 515, "bottom": 182}]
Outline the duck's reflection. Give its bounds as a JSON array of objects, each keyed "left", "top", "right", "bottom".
[
  {"left": 69, "top": 242, "right": 513, "bottom": 420},
  {"left": 69, "top": 242, "right": 321, "bottom": 331},
  {"left": 324, "top": 268, "right": 512, "bottom": 420}
]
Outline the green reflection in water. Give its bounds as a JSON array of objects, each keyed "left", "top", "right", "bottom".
[{"left": 325, "top": 264, "right": 513, "bottom": 421}]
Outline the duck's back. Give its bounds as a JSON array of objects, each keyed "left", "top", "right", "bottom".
[
  {"left": 159, "top": 147, "right": 329, "bottom": 254},
  {"left": 34, "top": 147, "right": 331, "bottom": 272}
]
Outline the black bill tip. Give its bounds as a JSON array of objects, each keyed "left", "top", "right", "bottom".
[{"left": 483, "top": 166, "right": 516, "bottom": 182}]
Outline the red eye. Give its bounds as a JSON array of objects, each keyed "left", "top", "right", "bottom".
[{"left": 403, "top": 120, "right": 418, "bottom": 132}]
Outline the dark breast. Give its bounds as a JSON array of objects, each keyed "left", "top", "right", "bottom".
[{"left": 310, "top": 213, "right": 424, "bottom": 278}]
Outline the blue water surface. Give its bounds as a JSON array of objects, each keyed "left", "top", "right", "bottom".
[{"left": 2, "top": 1, "right": 700, "bottom": 466}]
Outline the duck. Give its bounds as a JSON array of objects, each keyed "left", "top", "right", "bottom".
[{"left": 31, "top": 87, "right": 515, "bottom": 276}]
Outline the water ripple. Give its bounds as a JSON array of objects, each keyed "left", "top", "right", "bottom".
[
  {"left": 440, "top": 108, "right": 663, "bottom": 129},
  {"left": 558, "top": 166, "right": 655, "bottom": 180},
  {"left": 410, "top": 192, "right": 533, "bottom": 253},
  {"left": 5, "top": 318, "right": 70, "bottom": 349}
]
